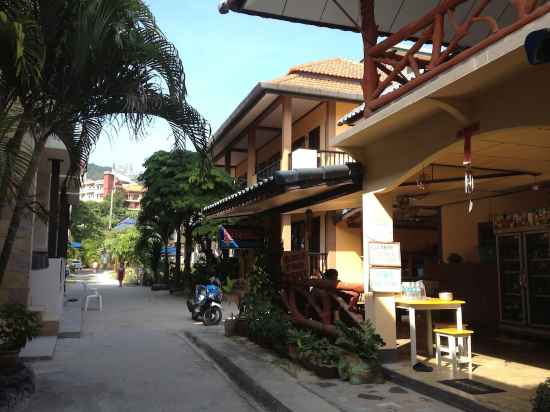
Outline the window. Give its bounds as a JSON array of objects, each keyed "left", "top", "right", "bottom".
[{"left": 308, "top": 127, "right": 320, "bottom": 150}]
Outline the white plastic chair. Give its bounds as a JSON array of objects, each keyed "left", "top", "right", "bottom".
[{"left": 84, "top": 288, "right": 102, "bottom": 311}]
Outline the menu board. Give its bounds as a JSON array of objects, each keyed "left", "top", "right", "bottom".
[
  {"left": 368, "top": 242, "right": 401, "bottom": 267},
  {"left": 369, "top": 267, "right": 402, "bottom": 292}
]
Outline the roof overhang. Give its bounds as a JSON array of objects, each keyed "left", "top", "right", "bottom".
[
  {"left": 210, "top": 81, "right": 363, "bottom": 160},
  {"left": 204, "top": 163, "right": 363, "bottom": 218},
  {"left": 218, "top": 0, "right": 520, "bottom": 47}
]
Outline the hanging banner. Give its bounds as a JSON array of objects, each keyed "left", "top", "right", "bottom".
[{"left": 218, "top": 225, "right": 263, "bottom": 249}]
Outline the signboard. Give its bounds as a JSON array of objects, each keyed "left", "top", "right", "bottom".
[
  {"left": 282, "top": 250, "right": 307, "bottom": 281},
  {"left": 369, "top": 267, "right": 402, "bottom": 292},
  {"left": 368, "top": 242, "right": 401, "bottom": 267},
  {"left": 218, "top": 225, "right": 263, "bottom": 249}
]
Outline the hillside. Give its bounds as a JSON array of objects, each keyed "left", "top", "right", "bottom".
[{"left": 85, "top": 163, "right": 110, "bottom": 180}]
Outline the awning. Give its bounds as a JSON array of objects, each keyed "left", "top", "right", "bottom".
[
  {"left": 113, "top": 217, "right": 136, "bottom": 231},
  {"left": 219, "top": 0, "right": 523, "bottom": 48},
  {"left": 160, "top": 246, "right": 177, "bottom": 256},
  {"left": 204, "top": 163, "right": 363, "bottom": 218},
  {"left": 69, "top": 242, "right": 81, "bottom": 249}
]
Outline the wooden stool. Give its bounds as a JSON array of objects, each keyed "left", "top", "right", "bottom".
[{"left": 434, "top": 328, "right": 474, "bottom": 374}]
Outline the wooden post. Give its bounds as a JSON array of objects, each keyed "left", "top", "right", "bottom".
[
  {"left": 281, "top": 96, "right": 292, "bottom": 171},
  {"left": 224, "top": 151, "right": 231, "bottom": 176},
  {"left": 247, "top": 128, "right": 257, "bottom": 186},
  {"left": 305, "top": 209, "right": 312, "bottom": 276},
  {"left": 361, "top": 0, "right": 379, "bottom": 115},
  {"left": 325, "top": 101, "right": 336, "bottom": 149}
]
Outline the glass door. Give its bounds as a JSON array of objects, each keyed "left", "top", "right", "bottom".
[
  {"left": 497, "top": 234, "right": 525, "bottom": 324},
  {"left": 524, "top": 231, "right": 550, "bottom": 327}
]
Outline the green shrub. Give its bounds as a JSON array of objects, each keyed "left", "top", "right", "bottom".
[
  {"left": 0, "top": 304, "right": 41, "bottom": 350},
  {"left": 335, "top": 320, "right": 385, "bottom": 365},
  {"left": 288, "top": 328, "right": 340, "bottom": 367},
  {"left": 533, "top": 378, "right": 550, "bottom": 412}
]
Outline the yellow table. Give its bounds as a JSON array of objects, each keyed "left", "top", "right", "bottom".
[{"left": 395, "top": 298, "right": 466, "bottom": 366}]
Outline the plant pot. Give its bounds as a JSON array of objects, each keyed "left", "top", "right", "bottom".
[
  {"left": 311, "top": 363, "right": 339, "bottom": 379},
  {"left": 235, "top": 319, "right": 249, "bottom": 337},
  {"left": 288, "top": 344, "right": 298, "bottom": 361},
  {"left": 224, "top": 318, "right": 237, "bottom": 337},
  {"left": 0, "top": 349, "right": 20, "bottom": 370},
  {"left": 338, "top": 352, "right": 383, "bottom": 384}
]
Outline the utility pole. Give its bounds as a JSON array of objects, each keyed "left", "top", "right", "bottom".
[{"left": 108, "top": 164, "right": 115, "bottom": 230}]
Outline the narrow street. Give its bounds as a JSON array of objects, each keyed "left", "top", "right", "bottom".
[{"left": 24, "top": 276, "right": 256, "bottom": 412}]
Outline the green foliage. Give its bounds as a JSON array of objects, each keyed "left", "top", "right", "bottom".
[
  {"left": 222, "top": 277, "right": 237, "bottom": 294},
  {"left": 0, "top": 0, "right": 212, "bottom": 283},
  {"left": 335, "top": 320, "right": 385, "bottom": 365},
  {"left": 138, "top": 150, "right": 235, "bottom": 283},
  {"left": 0, "top": 304, "right": 41, "bottom": 350},
  {"left": 104, "top": 227, "right": 140, "bottom": 265},
  {"left": 533, "top": 378, "right": 550, "bottom": 412},
  {"left": 247, "top": 299, "right": 290, "bottom": 348},
  {"left": 288, "top": 328, "right": 341, "bottom": 367}
]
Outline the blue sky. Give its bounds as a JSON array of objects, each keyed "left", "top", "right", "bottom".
[{"left": 89, "top": 0, "right": 363, "bottom": 171}]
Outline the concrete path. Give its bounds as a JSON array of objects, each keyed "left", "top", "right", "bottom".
[{"left": 24, "top": 281, "right": 256, "bottom": 412}]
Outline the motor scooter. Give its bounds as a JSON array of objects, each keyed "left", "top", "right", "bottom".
[{"left": 186, "top": 283, "right": 223, "bottom": 326}]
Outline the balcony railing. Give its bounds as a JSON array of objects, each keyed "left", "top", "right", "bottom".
[
  {"left": 256, "top": 159, "right": 280, "bottom": 181},
  {"left": 358, "top": 0, "right": 550, "bottom": 118},
  {"left": 309, "top": 252, "right": 328, "bottom": 277},
  {"left": 317, "top": 150, "right": 355, "bottom": 167},
  {"left": 288, "top": 149, "right": 355, "bottom": 169}
]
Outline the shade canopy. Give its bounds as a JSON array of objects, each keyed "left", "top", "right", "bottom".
[
  {"left": 219, "top": 0, "right": 529, "bottom": 47},
  {"left": 113, "top": 217, "right": 136, "bottom": 231}
]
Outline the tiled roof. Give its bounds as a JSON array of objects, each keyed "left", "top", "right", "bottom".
[
  {"left": 288, "top": 58, "right": 363, "bottom": 80},
  {"left": 266, "top": 58, "right": 364, "bottom": 96}
]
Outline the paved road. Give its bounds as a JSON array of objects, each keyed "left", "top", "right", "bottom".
[{"left": 25, "top": 278, "right": 256, "bottom": 412}]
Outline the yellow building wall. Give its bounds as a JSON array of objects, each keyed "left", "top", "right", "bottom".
[
  {"left": 335, "top": 101, "right": 359, "bottom": 137},
  {"left": 292, "top": 103, "right": 326, "bottom": 149},
  {"left": 334, "top": 222, "right": 363, "bottom": 284},
  {"left": 235, "top": 159, "right": 248, "bottom": 178},
  {"left": 442, "top": 190, "right": 549, "bottom": 263}
]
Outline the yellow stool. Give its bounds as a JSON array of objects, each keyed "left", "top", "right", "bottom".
[{"left": 434, "top": 328, "right": 474, "bottom": 374}]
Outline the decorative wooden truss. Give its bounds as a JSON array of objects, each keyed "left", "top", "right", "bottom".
[
  {"left": 280, "top": 279, "right": 365, "bottom": 336},
  {"left": 360, "top": 0, "right": 550, "bottom": 116}
]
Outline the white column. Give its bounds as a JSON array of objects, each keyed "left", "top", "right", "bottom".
[
  {"left": 362, "top": 190, "right": 397, "bottom": 353},
  {"left": 247, "top": 128, "right": 257, "bottom": 186},
  {"left": 281, "top": 214, "right": 291, "bottom": 252}
]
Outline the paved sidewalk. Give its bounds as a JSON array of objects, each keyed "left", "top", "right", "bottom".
[
  {"left": 186, "top": 327, "right": 462, "bottom": 412},
  {"left": 23, "top": 284, "right": 256, "bottom": 412}
]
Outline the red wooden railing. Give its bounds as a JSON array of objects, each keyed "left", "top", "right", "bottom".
[{"left": 360, "top": 0, "right": 550, "bottom": 117}]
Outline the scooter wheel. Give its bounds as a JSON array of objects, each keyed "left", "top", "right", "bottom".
[
  {"left": 203, "top": 307, "right": 222, "bottom": 326},
  {"left": 192, "top": 312, "right": 200, "bottom": 321}
]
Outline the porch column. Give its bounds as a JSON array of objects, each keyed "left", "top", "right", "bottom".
[
  {"left": 281, "top": 214, "right": 291, "bottom": 252},
  {"left": 362, "top": 190, "right": 397, "bottom": 356},
  {"left": 304, "top": 209, "right": 312, "bottom": 275},
  {"left": 280, "top": 96, "right": 292, "bottom": 171},
  {"left": 247, "top": 128, "right": 257, "bottom": 186},
  {"left": 224, "top": 151, "right": 232, "bottom": 176},
  {"left": 48, "top": 159, "right": 61, "bottom": 258},
  {"left": 325, "top": 101, "right": 336, "bottom": 148}
]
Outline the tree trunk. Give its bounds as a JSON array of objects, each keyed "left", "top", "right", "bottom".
[
  {"left": 183, "top": 224, "right": 193, "bottom": 285},
  {"left": 0, "top": 110, "right": 31, "bottom": 222},
  {"left": 175, "top": 223, "right": 182, "bottom": 286},
  {"left": 0, "top": 133, "right": 48, "bottom": 285}
]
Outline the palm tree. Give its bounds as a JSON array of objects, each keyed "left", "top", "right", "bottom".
[{"left": 0, "top": 0, "right": 211, "bottom": 284}]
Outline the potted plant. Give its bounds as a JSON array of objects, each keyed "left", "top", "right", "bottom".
[
  {"left": 533, "top": 378, "right": 550, "bottom": 412},
  {"left": 335, "top": 320, "right": 385, "bottom": 384},
  {"left": 287, "top": 328, "right": 313, "bottom": 361},
  {"left": 307, "top": 338, "right": 341, "bottom": 379},
  {"left": 0, "top": 304, "right": 41, "bottom": 369}
]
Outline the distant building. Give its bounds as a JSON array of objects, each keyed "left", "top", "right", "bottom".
[
  {"left": 121, "top": 183, "right": 146, "bottom": 210},
  {"left": 79, "top": 170, "right": 143, "bottom": 209}
]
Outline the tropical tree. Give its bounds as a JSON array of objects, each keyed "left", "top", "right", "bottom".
[
  {"left": 138, "top": 150, "right": 235, "bottom": 285},
  {"left": 0, "top": 0, "right": 210, "bottom": 285},
  {"left": 104, "top": 227, "right": 139, "bottom": 267}
]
